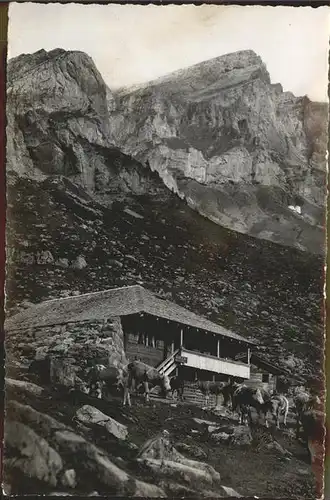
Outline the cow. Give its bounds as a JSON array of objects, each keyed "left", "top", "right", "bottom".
[
  {"left": 196, "top": 379, "right": 238, "bottom": 408},
  {"left": 126, "top": 360, "right": 171, "bottom": 404},
  {"left": 170, "top": 376, "right": 184, "bottom": 401},
  {"left": 300, "top": 406, "right": 324, "bottom": 476},
  {"left": 261, "top": 393, "right": 289, "bottom": 429},
  {"left": 223, "top": 380, "right": 241, "bottom": 409},
  {"left": 232, "top": 385, "right": 265, "bottom": 425},
  {"left": 293, "top": 389, "right": 321, "bottom": 439},
  {"left": 86, "top": 364, "right": 130, "bottom": 405}
]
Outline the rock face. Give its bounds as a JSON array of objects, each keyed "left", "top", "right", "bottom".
[
  {"left": 6, "top": 48, "right": 170, "bottom": 203},
  {"left": 110, "top": 50, "right": 327, "bottom": 253}
]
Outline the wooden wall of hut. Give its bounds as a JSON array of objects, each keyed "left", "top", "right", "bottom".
[
  {"left": 244, "top": 367, "right": 277, "bottom": 392},
  {"left": 121, "top": 313, "right": 181, "bottom": 367}
]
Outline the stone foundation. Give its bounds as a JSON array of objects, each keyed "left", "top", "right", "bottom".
[{"left": 6, "top": 317, "right": 127, "bottom": 387}]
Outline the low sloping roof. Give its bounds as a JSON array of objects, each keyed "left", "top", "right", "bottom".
[
  {"left": 250, "top": 354, "right": 292, "bottom": 377},
  {"left": 6, "top": 285, "right": 254, "bottom": 345}
]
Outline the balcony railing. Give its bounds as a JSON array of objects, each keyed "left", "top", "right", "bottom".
[{"left": 179, "top": 347, "right": 250, "bottom": 379}]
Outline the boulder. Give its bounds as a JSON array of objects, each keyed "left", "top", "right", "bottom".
[
  {"left": 159, "top": 481, "right": 196, "bottom": 496},
  {"left": 71, "top": 255, "right": 87, "bottom": 270},
  {"left": 75, "top": 405, "right": 128, "bottom": 441},
  {"left": 211, "top": 432, "right": 231, "bottom": 444},
  {"left": 175, "top": 442, "right": 207, "bottom": 460},
  {"left": 61, "top": 469, "right": 77, "bottom": 489},
  {"left": 193, "top": 418, "right": 218, "bottom": 427},
  {"left": 137, "top": 431, "right": 220, "bottom": 488},
  {"left": 137, "top": 458, "right": 219, "bottom": 488},
  {"left": 56, "top": 258, "right": 69, "bottom": 268},
  {"left": 6, "top": 401, "right": 66, "bottom": 437},
  {"left": 5, "top": 421, "right": 63, "bottom": 487},
  {"left": 264, "top": 441, "right": 292, "bottom": 457},
  {"left": 219, "top": 485, "right": 242, "bottom": 497},
  {"left": 134, "top": 480, "right": 166, "bottom": 497},
  {"left": 36, "top": 250, "right": 55, "bottom": 265},
  {"left": 230, "top": 426, "right": 253, "bottom": 446},
  {"left": 6, "top": 377, "right": 44, "bottom": 396}
]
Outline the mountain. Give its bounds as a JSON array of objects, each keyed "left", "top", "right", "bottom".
[{"left": 110, "top": 50, "right": 327, "bottom": 254}]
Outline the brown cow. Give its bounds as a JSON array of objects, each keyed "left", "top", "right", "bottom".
[
  {"left": 126, "top": 360, "right": 171, "bottom": 404},
  {"left": 260, "top": 393, "right": 289, "bottom": 429},
  {"left": 195, "top": 380, "right": 229, "bottom": 408},
  {"left": 232, "top": 385, "right": 265, "bottom": 425},
  {"left": 86, "top": 364, "right": 130, "bottom": 405},
  {"left": 198, "top": 378, "right": 241, "bottom": 408}
]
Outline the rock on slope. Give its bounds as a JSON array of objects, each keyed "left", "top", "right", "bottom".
[{"left": 110, "top": 50, "right": 327, "bottom": 254}]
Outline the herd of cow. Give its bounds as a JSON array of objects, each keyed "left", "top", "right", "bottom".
[{"left": 83, "top": 360, "right": 323, "bottom": 454}]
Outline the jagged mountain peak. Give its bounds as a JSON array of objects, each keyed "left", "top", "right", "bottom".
[
  {"left": 7, "top": 48, "right": 102, "bottom": 89},
  {"left": 6, "top": 47, "right": 118, "bottom": 188},
  {"left": 109, "top": 51, "right": 327, "bottom": 254},
  {"left": 115, "top": 49, "right": 270, "bottom": 98}
]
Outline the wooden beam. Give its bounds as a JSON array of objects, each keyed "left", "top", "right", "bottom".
[
  {"left": 247, "top": 348, "right": 251, "bottom": 365},
  {"left": 180, "top": 328, "right": 184, "bottom": 347},
  {"left": 217, "top": 338, "right": 220, "bottom": 358}
]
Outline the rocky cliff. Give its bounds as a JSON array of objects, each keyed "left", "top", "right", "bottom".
[
  {"left": 6, "top": 48, "right": 169, "bottom": 204},
  {"left": 110, "top": 50, "right": 327, "bottom": 254}
]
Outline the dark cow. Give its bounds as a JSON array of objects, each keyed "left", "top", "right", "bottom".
[
  {"left": 127, "top": 360, "right": 171, "bottom": 403},
  {"left": 224, "top": 380, "right": 241, "bottom": 409},
  {"left": 301, "top": 408, "right": 325, "bottom": 489},
  {"left": 170, "top": 376, "right": 184, "bottom": 401},
  {"left": 196, "top": 380, "right": 234, "bottom": 408},
  {"left": 259, "top": 391, "right": 289, "bottom": 429},
  {"left": 293, "top": 389, "right": 321, "bottom": 439}
]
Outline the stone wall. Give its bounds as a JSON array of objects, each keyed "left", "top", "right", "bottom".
[{"left": 6, "top": 317, "right": 127, "bottom": 387}]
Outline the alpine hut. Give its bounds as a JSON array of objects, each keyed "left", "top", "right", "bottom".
[{"left": 6, "top": 285, "right": 255, "bottom": 392}]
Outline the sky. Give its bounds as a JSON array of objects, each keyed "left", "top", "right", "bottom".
[{"left": 8, "top": 3, "right": 330, "bottom": 101}]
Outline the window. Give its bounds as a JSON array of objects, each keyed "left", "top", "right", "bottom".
[{"left": 262, "top": 374, "right": 270, "bottom": 383}]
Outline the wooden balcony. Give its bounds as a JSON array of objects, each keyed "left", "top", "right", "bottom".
[{"left": 179, "top": 347, "right": 250, "bottom": 379}]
